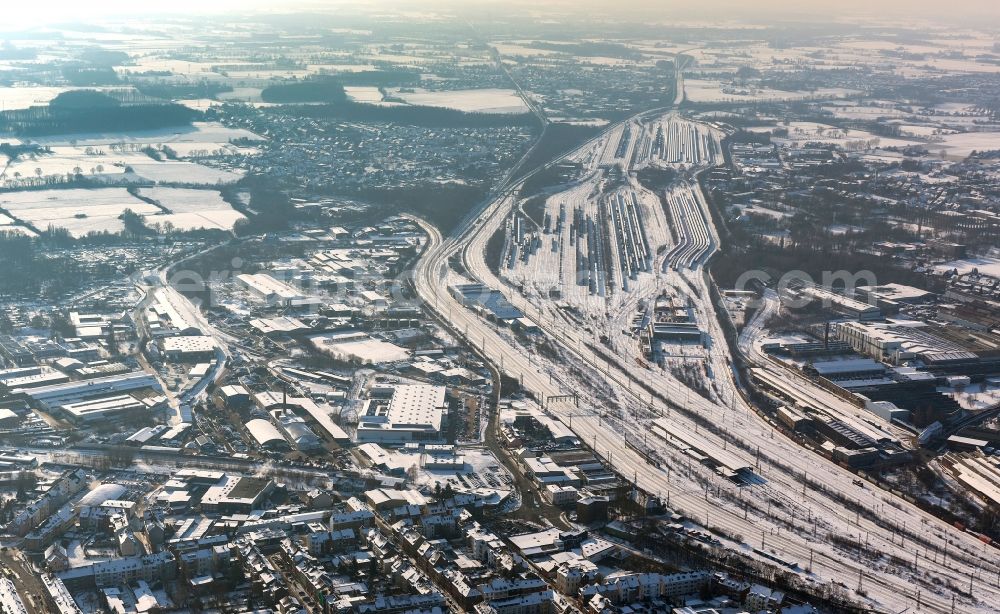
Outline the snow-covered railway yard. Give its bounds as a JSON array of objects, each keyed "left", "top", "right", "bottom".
[
  {"left": 503, "top": 112, "right": 722, "bottom": 315},
  {"left": 664, "top": 182, "right": 718, "bottom": 270},
  {"left": 470, "top": 109, "right": 1000, "bottom": 612},
  {"left": 502, "top": 176, "right": 672, "bottom": 312}
]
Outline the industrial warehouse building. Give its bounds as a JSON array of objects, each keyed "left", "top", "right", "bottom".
[
  {"left": 200, "top": 474, "right": 275, "bottom": 513},
  {"left": 159, "top": 335, "right": 216, "bottom": 362},
  {"left": 448, "top": 283, "right": 523, "bottom": 322},
  {"left": 798, "top": 286, "right": 882, "bottom": 321},
  {"left": 807, "top": 358, "right": 887, "bottom": 383},
  {"left": 356, "top": 384, "right": 448, "bottom": 443},
  {"left": 60, "top": 395, "right": 149, "bottom": 424},
  {"left": 253, "top": 391, "right": 350, "bottom": 445},
  {"left": 15, "top": 372, "right": 161, "bottom": 412},
  {"left": 245, "top": 419, "right": 290, "bottom": 451},
  {"left": 236, "top": 273, "right": 304, "bottom": 306},
  {"left": 145, "top": 289, "right": 201, "bottom": 338}
]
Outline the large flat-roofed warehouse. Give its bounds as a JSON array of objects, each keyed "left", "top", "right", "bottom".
[
  {"left": 856, "top": 283, "right": 934, "bottom": 313},
  {"left": 0, "top": 366, "right": 69, "bottom": 389},
  {"left": 60, "top": 394, "right": 148, "bottom": 424},
  {"left": 308, "top": 331, "right": 409, "bottom": 365},
  {"left": 799, "top": 286, "right": 882, "bottom": 321},
  {"left": 145, "top": 288, "right": 201, "bottom": 338},
  {"left": 15, "top": 372, "right": 161, "bottom": 411},
  {"left": 649, "top": 322, "right": 703, "bottom": 341},
  {"left": 200, "top": 474, "right": 275, "bottom": 513},
  {"left": 356, "top": 384, "right": 448, "bottom": 443},
  {"left": 448, "top": 283, "right": 523, "bottom": 322},
  {"left": 236, "top": 273, "right": 304, "bottom": 306},
  {"left": 808, "top": 358, "right": 887, "bottom": 382},
  {"left": 159, "top": 335, "right": 216, "bottom": 361}
]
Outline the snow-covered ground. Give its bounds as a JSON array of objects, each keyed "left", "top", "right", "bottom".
[
  {"left": 344, "top": 86, "right": 384, "bottom": 103},
  {"left": 136, "top": 187, "right": 245, "bottom": 231},
  {"left": 387, "top": 88, "right": 529, "bottom": 114},
  {"left": 0, "top": 186, "right": 245, "bottom": 235},
  {"left": 22, "top": 122, "right": 264, "bottom": 148},
  {"left": 0, "top": 85, "right": 133, "bottom": 111},
  {"left": 770, "top": 121, "right": 919, "bottom": 150},
  {"left": 934, "top": 131, "right": 1000, "bottom": 157},
  {"left": 933, "top": 256, "right": 1000, "bottom": 277},
  {"left": 127, "top": 161, "right": 243, "bottom": 184},
  {"left": 941, "top": 383, "right": 1000, "bottom": 411},
  {"left": 684, "top": 79, "right": 858, "bottom": 103},
  {"left": 0, "top": 187, "right": 159, "bottom": 237}
]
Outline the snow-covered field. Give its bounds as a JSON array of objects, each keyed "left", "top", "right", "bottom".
[
  {"left": 894, "top": 124, "right": 957, "bottom": 138},
  {"left": 0, "top": 225, "right": 37, "bottom": 237},
  {"left": 933, "top": 256, "right": 1000, "bottom": 277},
  {"left": 942, "top": 382, "right": 1000, "bottom": 411},
  {"left": 136, "top": 187, "right": 245, "bottom": 231},
  {"left": 306, "top": 63, "right": 377, "bottom": 73},
  {"left": 137, "top": 187, "right": 229, "bottom": 212},
  {"left": 344, "top": 86, "right": 384, "bottom": 103},
  {"left": 388, "top": 88, "right": 528, "bottom": 114},
  {"left": 217, "top": 87, "right": 263, "bottom": 102},
  {"left": 0, "top": 148, "right": 138, "bottom": 186},
  {"left": 821, "top": 104, "right": 911, "bottom": 121},
  {"left": 22, "top": 122, "right": 264, "bottom": 148},
  {"left": 0, "top": 186, "right": 244, "bottom": 235},
  {"left": 149, "top": 210, "right": 245, "bottom": 231},
  {"left": 128, "top": 161, "right": 243, "bottom": 184},
  {"left": 0, "top": 147, "right": 247, "bottom": 188},
  {"left": 0, "top": 187, "right": 159, "bottom": 237},
  {"left": 685, "top": 79, "right": 858, "bottom": 103},
  {"left": 769, "top": 121, "right": 919, "bottom": 150},
  {"left": 0, "top": 86, "right": 132, "bottom": 111},
  {"left": 934, "top": 131, "right": 1000, "bottom": 157}
]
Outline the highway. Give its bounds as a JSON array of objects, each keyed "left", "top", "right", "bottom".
[{"left": 409, "top": 109, "right": 1000, "bottom": 612}]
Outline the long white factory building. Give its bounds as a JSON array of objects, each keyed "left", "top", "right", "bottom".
[
  {"left": 13, "top": 372, "right": 161, "bottom": 411},
  {"left": 236, "top": 273, "right": 304, "bottom": 306},
  {"left": 356, "top": 384, "right": 447, "bottom": 443},
  {"left": 146, "top": 288, "right": 201, "bottom": 338}
]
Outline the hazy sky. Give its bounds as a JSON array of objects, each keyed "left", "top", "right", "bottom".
[{"left": 2, "top": 0, "right": 999, "bottom": 28}]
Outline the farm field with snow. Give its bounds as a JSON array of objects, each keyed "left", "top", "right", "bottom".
[
  {"left": 933, "top": 255, "right": 1000, "bottom": 278},
  {"left": 0, "top": 148, "right": 246, "bottom": 188},
  {"left": 387, "top": 88, "right": 529, "bottom": 114},
  {"left": 770, "top": 121, "right": 920, "bottom": 150},
  {"left": 126, "top": 161, "right": 243, "bottom": 184},
  {"left": 0, "top": 187, "right": 160, "bottom": 237},
  {"left": 136, "top": 186, "right": 245, "bottom": 231},
  {"left": 684, "top": 79, "right": 858, "bottom": 103},
  {"left": 0, "top": 186, "right": 245, "bottom": 236},
  {"left": 20, "top": 122, "right": 264, "bottom": 149},
  {"left": 0, "top": 86, "right": 133, "bottom": 111},
  {"left": 933, "top": 132, "right": 1000, "bottom": 158},
  {"left": 344, "top": 86, "right": 385, "bottom": 103}
]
